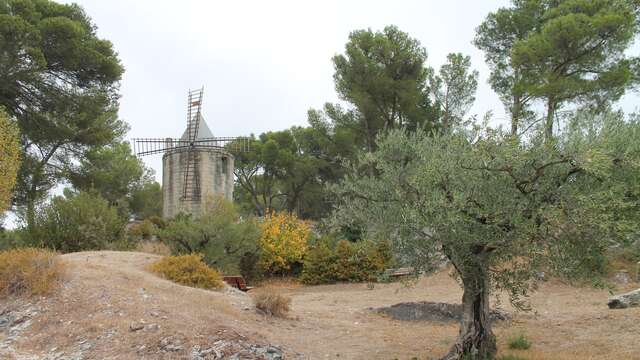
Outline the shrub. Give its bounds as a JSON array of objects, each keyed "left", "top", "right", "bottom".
[
  {"left": 129, "top": 219, "right": 156, "bottom": 240},
  {"left": 0, "top": 228, "right": 27, "bottom": 251},
  {"left": 160, "top": 196, "right": 261, "bottom": 274},
  {"left": 507, "top": 334, "right": 531, "bottom": 350},
  {"left": 147, "top": 215, "right": 166, "bottom": 229},
  {"left": 136, "top": 240, "right": 171, "bottom": 256},
  {"left": 0, "top": 248, "right": 65, "bottom": 297},
  {"left": 239, "top": 251, "right": 262, "bottom": 283},
  {"left": 253, "top": 290, "right": 291, "bottom": 317},
  {"left": 300, "top": 240, "right": 337, "bottom": 285},
  {"left": 149, "top": 254, "right": 224, "bottom": 289},
  {"left": 259, "top": 211, "right": 310, "bottom": 275},
  {"left": 31, "top": 191, "right": 125, "bottom": 252},
  {"left": 300, "top": 238, "right": 393, "bottom": 285}
]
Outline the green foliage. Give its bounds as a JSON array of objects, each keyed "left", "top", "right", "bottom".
[
  {"left": 333, "top": 25, "right": 439, "bottom": 147},
  {"left": 129, "top": 181, "right": 162, "bottom": 219},
  {"left": 474, "top": 0, "right": 545, "bottom": 134},
  {"left": 68, "top": 142, "right": 161, "bottom": 220},
  {"left": 299, "top": 239, "right": 337, "bottom": 285},
  {"left": 507, "top": 334, "right": 531, "bottom": 350},
  {"left": 159, "top": 196, "right": 260, "bottom": 275},
  {"left": 477, "top": 0, "right": 640, "bottom": 139},
  {"left": 149, "top": 254, "right": 223, "bottom": 290},
  {"left": 332, "top": 110, "right": 639, "bottom": 357},
  {"left": 0, "top": 0, "right": 126, "bottom": 227},
  {"left": 300, "top": 238, "right": 393, "bottom": 285},
  {"left": 0, "top": 228, "right": 26, "bottom": 251},
  {"left": 69, "top": 142, "right": 144, "bottom": 203},
  {"left": 234, "top": 129, "right": 333, "bottom": 219},
  {"left": 235, "top": 26, "right": 452, "bottom": 220},
  {"left": 429, "top": 53, "right": 479, "bottom": 132},
  {"left": 239, "top": 251, "right": 262, "bottom": 282},
  {"left": 129, "top": 219, "right": 156, "bottom": 240},
  {"left": 30, "top": 191, "right": 125, "bottom": 252},
  {"left": 146, "top": 215, "right": 166, "bottom": 229},
  {"left": 334, "top": 110, "right": 639, "bottom": 304},
  {"left": 0, "top": 109, "right": 20, "bottom": 213}
]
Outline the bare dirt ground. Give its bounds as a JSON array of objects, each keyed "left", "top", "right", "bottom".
[{"left": 1, "top": 251, "right": 639, "bottom": 359}]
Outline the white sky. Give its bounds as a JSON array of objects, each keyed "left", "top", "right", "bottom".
[{"left": 63, "top": 0, "right": 640, "bottom": 182}]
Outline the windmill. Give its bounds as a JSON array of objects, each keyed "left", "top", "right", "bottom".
[{"left": 133, "top": 88, "right": 249, "bottom": 218}]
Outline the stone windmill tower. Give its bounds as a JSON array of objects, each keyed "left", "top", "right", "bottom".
[{"left": 133, "top": 88, "right": 248, "bottom": 218}]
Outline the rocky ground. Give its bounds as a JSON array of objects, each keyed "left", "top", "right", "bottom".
[
  {"left": 1, "top": 251, "right": 639, "bottom": 359},
  {"left": 0, "top": 252, "right": 290, "bottom": 359}
]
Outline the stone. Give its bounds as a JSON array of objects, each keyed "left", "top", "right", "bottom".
[
  {"left": 160, "top": 337, "right": 184, "bottom": 352},
  {"left": 608, "top": 288, "right": 640, "bottom": 309},
  {"left": 375, "top": 301, "right": 510, "bottom": 322},
  {"left": 129, "top": 322, "right": 144, "bottom": 332},
  {"left": 613, "top": 270, "right": 631, "bottom": 284},
  {"left": 145, "top": 323, "right": 160, "bottom": 332}
]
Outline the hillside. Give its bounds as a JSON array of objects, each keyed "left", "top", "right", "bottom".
[{"left": 1, "top": 251, "right": 639, "bottom": 359}]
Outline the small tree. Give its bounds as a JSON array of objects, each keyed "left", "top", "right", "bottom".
[
  {"left": 332, "top": 111, "right": 639, "bottom": 359},
  {"left": 129, "top": 181, "right": 162, "bottom": 219},
  {"left": 31, "top": 191, "right": 125, "bottom": 252},
  {"left": 159, "top": 196, "right": 260, "bottom": 274},
  {"left": 429, "top": 53, "right": 479, "bottom": 132}
]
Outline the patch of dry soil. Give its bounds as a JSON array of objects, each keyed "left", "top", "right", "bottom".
[
  {"left": 0, "top": 251, "right": 289, "bottom": 359},
  {"left": 1, "top": 251, "right": 639, "bottom": 359}
]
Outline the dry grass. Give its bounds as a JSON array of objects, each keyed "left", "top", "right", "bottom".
[
  {"left": 0, "top": 248, "right": 65, "bottom": 297},
  {"left": 135, "top": 240, "right": 171, "bottom": 256},
  {"left": 149, "top": 253, "right": 224, "bottom": 289},
  {"left": 253, "top": 289, "right": 291, "bottom": 317}
]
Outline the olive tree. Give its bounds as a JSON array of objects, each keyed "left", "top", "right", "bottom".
[{"left": 331, "top": 111, "right": 639, "bottom": 359}]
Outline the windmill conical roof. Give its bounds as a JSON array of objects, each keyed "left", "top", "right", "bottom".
[{"left": 180, "top": 113, "right": 214, "bottom": 140}]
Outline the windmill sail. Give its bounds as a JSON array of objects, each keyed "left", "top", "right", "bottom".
[{"left": 181, "top": 88, "right": 204, "bottom": 201}]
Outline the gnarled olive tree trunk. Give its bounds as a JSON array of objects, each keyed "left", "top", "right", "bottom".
[{"left": 441, "top": 255, "right": 496, "bottom": 360}]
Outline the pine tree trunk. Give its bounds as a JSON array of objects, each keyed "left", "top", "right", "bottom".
[
  {"left": 545, "top": 98, "right": 556, "bottom": 142},
  {"left": 441, "top": 263, "right": 496, "bottom": 360},
  {"left": 511, "top": 94, "right": 520, "bottom": 136}
]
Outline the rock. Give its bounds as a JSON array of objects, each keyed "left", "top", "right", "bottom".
[
  {"left": 160, "top": 337, "right": 184, "bottom": 352},
  {"left": 375, "top": 301, "right": 511, "bottom": 322},
  {"left": 613, "top": 270, "right": 631, "bottom": 284},
  {"left": 145, "top": 323, "right": 160, "bottom": 332},
  {"left": 264, "top": 346, "right": 284, "bottom": 359},
  {"left": 129, "top": 322, "right": 145, "bottom": 332},
  {"left": 608, "top": 288, "right": 640, "bottom": 309}
]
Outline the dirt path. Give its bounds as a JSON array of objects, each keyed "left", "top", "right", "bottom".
[{"left": 1, "top": 251, "right": 639, "bottom": 359}]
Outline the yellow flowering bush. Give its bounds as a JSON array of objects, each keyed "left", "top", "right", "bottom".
[{"left": 259, "top": 211, "right": 311, "bottom": 274}]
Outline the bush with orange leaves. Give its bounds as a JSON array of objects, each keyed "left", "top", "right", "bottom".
[{"left": 258, "top": 211, "right": 311, "bottom": 275}]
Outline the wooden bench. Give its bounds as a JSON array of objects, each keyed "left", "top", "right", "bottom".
[
  {"left": 384, "top": 267, "right": 416, "bottom": 278},
  {"left": 223, "top": 276, "right": 253, "bottom": 292}
]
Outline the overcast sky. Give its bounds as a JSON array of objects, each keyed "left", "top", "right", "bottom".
[{"left": 61, "top": 0, "right": 639, "bottom": 182}]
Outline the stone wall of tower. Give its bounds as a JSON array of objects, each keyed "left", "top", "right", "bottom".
[{"left": 162, "top": 148, "right": 235, "bottom": 219}]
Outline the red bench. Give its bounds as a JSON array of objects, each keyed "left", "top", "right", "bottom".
[{"left": 223, "top": 276, "right": 253, "bottom": 292}]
